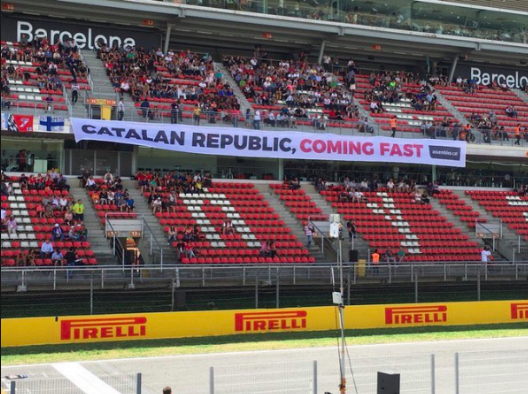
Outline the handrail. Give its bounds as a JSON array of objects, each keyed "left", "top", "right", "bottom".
[
  {"left": 2, "top": 262, "right": 525, "bottom": 272},
  {"left": 105, "top": 216, "right": 127, "bottom": 267},
  {"left": 140, "top": 217, "right": 165, "bottom": 267}
]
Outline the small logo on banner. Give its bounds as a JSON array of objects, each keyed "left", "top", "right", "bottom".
[
  {"left": 429, "top": 146, "right": 461, "bottom": 161},
  {"left": 511, "top": 303, "right": 528, "bottom": 320},
  {"left": 385, "top": 306, "right": 448, "bottom": 325},
  {"left": 60, "top": 317, "right": 147, "bottom": 341},
  {"left": 5, "top": 114, "right": 34, "bottom": 132},
  {"left": 235, "top": 311, "right": 308, "bottom": 332},
  {"left": 39, "top": 116, "right": 65, "bottom": 132}
]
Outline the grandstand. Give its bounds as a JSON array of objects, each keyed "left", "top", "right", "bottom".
[
  {"left": 1, "top": 2, "right": 528, "bottom": 394},
  {"left": 1, "top": 1, "right": 527, "bottom": 272}
]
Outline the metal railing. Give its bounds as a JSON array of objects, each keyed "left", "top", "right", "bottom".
[
  {"left": 3, "top": 373, "right": 143, "bottom": 394},
  {"left": 1, "top": 263, "right": 526, "bottom": 291}
]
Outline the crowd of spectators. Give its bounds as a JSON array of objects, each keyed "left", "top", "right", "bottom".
[
  {"left": 1, "top": 171, "right": 87, "bottom": 268},
  {"left": 1, "top": 34, "right": 88, "bottom": 106},
  {"left": 137, "top": 171, "right": 213, "bottom": 261},
  {"left": 224, "top": 50, "right": 360, "bottom": 128},
  {"left": 100, "top": 45, "right": 241, "bottom": 118}
]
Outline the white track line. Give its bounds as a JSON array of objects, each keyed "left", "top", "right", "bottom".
[{"left": 52, "top": 363, "right": 121, "bottom": 394}]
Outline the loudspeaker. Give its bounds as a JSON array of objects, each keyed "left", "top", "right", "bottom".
[
  {"left": 349, "top": 250, "right": 359, "bottom": 263},
  {"left": 377, "top": 372, "right": 400, "bottom": 394}
]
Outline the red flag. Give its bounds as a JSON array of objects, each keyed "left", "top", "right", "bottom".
[{"left": 12, "top": 114, "right": 34, "bottom": 132}]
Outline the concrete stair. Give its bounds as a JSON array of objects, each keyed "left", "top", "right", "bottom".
[
  {"left": 214, "top": 62, "right": 253, "bottom": 116},
  {"left": 428, "top": 197, "right": 500, "bottom": 260},
  {"left": 301, "top": 183, "right": 372, "bottom": 261},
  {"left": 68, "top": 185, "right": 117, "bottom": 265},
  {"left": 454, "top": 190, "right": 528, "bottom": 261},
  {"left": 124, "top": 184, "right": 180, "bottom": 265},
  {"left": 435, "top": 89, "right": 472, "bottom": 128},
  {"left": 80, "top": 50, "right": 124, "bottom": 106},
  {"left": 255, "top": 184, "right": 328, "bottom": 262},
  {"left": 512, "top": 88, "right": 528, "bottom": 105}
]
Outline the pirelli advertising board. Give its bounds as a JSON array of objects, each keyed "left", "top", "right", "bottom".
[{"left": 1, "top": 300, "right": 527, "bottom": 348}]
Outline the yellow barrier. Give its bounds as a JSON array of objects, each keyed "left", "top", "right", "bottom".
[{"left": 1, "top": 300, "right": 527, "bottom": 348}]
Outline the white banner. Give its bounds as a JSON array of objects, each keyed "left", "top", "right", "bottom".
[{"left": 70, "top": 118, "right": 467, "bottom": 167}]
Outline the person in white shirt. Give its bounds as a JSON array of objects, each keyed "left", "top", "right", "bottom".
[
  {"left": 40, "top": 239, "right": 54, "bottom": 259},
  {"left": 386, "top": 179, "right": 395, "bottom": 191},
  {"left": 253, "top": 111, "right": 261, "bottom": 130},
  {"left": 117, "top": 99, "right": 125, "bottom": 121},
  {"left": 481, "top": 247, "right": 492, "bottom": 263},
  {"left": 6, "top": 216, "right": 17, "bottom": 235}
]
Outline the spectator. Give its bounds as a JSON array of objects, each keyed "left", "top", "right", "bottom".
[
  {"left": 222, "top": 219, "right": 235, "bottom": 235},
  {"left": 141, "top": 98, "right": 150, "bottom": 119},
  {"left": 346, "top": 220, "right": 356, "bottom": 241},
  {"left": 6, "top": 215, "right": 17, "bottom": 235},
  {"left": 385, "top": 248, "right": 396, "bottom": 264},
  {"left": 304, "top": 222, "right": 315, "bottom": 248},
  {"left": 40, "top": 239, "right": 54, "bottom": 259},
  {"left": 163, "top": 388, "right": 172, "bottom": 394},
  {"left": 51, "top": 249, "right": 64, "bottom": 266},
  {"left": 371, "top": 250, "right": 380, "bottom": 276},
  {"left": 397, "top": 248, "right": 406, "bottom": 263},
  {"left": 64, "top": 247, "right": 78, "bottom": 279},
  {"left": 167, "top": 226, "right": 177, "bottom": 246},
  {"left": 72, "top": 199, "right": 85, "bottom": 221},
  {"left": 118, "top": 98, "right": 125, "bottom": 121},
  {"left": 260, "top": 241, "right": 270, "bottom": 257},
  {"left": 51, "top": 223, "right": 64, "bottom": 241}
]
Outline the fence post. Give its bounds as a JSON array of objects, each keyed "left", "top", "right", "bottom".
[
  {"left": 136, "top": 373, "right": 142, "bottom": 394},
  {"left": 455, "top": 352, "right": 460, "bottom": 394},
  {"left": 210, "top": 367, "right": 215, "bottom": 394},
  {"left": 90, "top": 278, "right": 94, "bottom": 315},
  {"left": 10, "top": 381, "right": 16, "bottom": 394},
  {"left": 415, "top": 272, "right": 419, "bottom": 303},
  {"left": 171, "top": 279, "right": 176, "bottom": 312},
  {"left": 477, "top": 269, "right": 481, "bottom": 301},
  {"left": 313, "top": 360, "right": 318, "bottom": 394},
  {"left": 276, "top": 268, "right": 280, "bottom": 309},
  {"left": 431, "top": 354, "right": 435, "bottom": 394},
  {"left": 255, "top": 273, "right": 259, "bottom": 309}
]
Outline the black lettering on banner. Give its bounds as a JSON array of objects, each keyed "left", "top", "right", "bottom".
[
  {"left": 207, "top": 134, "right": 220, "bottom": 149},
  {"left": 125, "top": 129, "right": 141, "bottom": 140},
  {"left": 192, "top": 133, "right": 206, "bottom": 147},
  {"left": 154, "top": 130, "right": 169, "bottom": 144},
  {"left": 234, "top": 136, "right": 248, "bottom": 150},
  {"left": 98, "top": 127, "right": 113, "bottom": 137},
  {"left": 112, "top": 128, "right": 126, "bottom": 138},
  {"left": 170, "top": 131, "right": 185, "bottom": 146},
  {"left": 262, "top": 137, "right": 273, "bottom": 152},
  {"left": 248, "top": 136, "right": 261, "bottom": 151},
  {"left": 82, "top": 125, "right": 97, "bottom": 134},
  {"left": 279, "top": 138, "right": 292, "bottom": 152},
  {"left": 221, "top": 134, "right": 234, "bottom": 149},
  {"left": 141, "top": 130, "right": 154, "bottom": 142}
]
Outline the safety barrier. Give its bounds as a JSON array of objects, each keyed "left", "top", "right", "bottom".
[{"left": 2, "top": 300, "right": 526, "bottom": 348}]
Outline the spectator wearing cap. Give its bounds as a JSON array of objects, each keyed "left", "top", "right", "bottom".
[{"left": 51, "top": 223, "right": 64, "bottom": 241}]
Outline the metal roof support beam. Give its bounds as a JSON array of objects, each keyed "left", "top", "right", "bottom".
[
  {"left": 448, "top": 54, "right": 459, "bottom": 85},
  {"left": 317, "top": 39, "right": 326, "bottom": 65},
  {"left": 164, "top": 22, "right": 172, "bottom": 54}
]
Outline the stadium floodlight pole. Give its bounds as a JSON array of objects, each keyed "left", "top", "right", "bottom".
[{"left": 338, "top": 237, "right": 347, "bottom": 394}]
